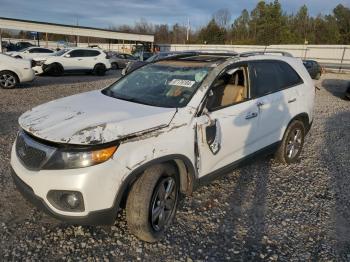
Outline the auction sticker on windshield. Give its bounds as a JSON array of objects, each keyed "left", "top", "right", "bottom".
[{"left": 169, "top": 79, "right": 195, "bottom": 88}]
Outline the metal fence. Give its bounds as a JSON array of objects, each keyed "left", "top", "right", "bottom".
[{"left": 158, "top": 44, "right": 350, "bottom": 72}]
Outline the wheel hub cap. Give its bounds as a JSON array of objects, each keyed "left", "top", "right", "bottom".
[
  {"left": 286, "top": 128, "right": 302, "bottom": 159},
  {"left": 0, "top": 74, "right": 15, "bottom": 88},
  {"left": 151, "top": 177, "right": 177, "bottom": 231}
]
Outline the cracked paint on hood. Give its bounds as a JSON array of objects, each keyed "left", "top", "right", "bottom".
[{"left": 19, "top": 90, "right": 177, "bottom": 145}]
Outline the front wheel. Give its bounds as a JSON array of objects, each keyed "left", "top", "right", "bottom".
[
  {"left": 126, "top": 164, "right": 179, "bottom": 242},
  {"left": 0, "top": 71, "right": 18, "bottom": 89},
  {"left": 275, "top": 120, "right": 305, "bottom": 164}
]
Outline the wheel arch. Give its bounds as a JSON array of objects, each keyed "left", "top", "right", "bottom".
[
  {"left": 94, "top": 62, "right": 106, "bottom": 69},
  {"left": 286, "top": 112, "right": 311, "bottom": 135},
  {"left": 115, "top": 154, "right": 197, "bottom": 209}
]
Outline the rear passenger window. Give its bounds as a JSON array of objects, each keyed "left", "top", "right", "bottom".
[
  {"left": 276, "top": 61, "right": 303, "bottom": 87},
  {"left": 84, "top": 50, "right": 100, "bottom": 57},
  {"left": 69, "top": 50, "right": 85, "bottom": 57},
  {"left": 249, "top": 61, "right": 303, "bottom": 98}
]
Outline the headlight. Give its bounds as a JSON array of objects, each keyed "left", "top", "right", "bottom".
[{"left": 43, "top": 145, "right": 117, "bottom": 169}]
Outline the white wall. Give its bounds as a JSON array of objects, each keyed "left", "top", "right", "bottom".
[{"left": 158, "top": 44, "right": 350, "bottom": 69}]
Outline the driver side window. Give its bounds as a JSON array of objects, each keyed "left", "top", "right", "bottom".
[{"left": 207, "top": 66, "right": 249, "bottom": 111}]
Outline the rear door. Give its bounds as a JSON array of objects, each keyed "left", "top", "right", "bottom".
[
  {"left": 83, "top": 50, "right": 101, "bottom": 69},
  {"left": 248, "top": 60, "right": 304, "bottom": 149}
]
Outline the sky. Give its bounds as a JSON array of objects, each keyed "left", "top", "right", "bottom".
[{"left": 0, "top": 0, "right": 349, "bottom": 30}]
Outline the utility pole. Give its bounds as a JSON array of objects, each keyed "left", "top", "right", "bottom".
[{"left": 186, "top": 17, "right": 190, "bottom": 43}]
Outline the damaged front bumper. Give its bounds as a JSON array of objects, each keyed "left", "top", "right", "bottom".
[
  {"left": 11, "top": 168, "right": 117, "bottom": 225},
  {"left": 10, "top": 143, "right": 130, "bottom": 225}
]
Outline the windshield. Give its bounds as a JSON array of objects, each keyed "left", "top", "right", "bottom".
[
  {"left": 103, "top": 62, "right": 211, "bottom": 108},
  {"left": 54, "top": 49, "right": 70, "bottom": 56}
]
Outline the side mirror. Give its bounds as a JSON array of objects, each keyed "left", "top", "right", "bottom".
[{"left": 64, "top": 54, "right": 70, "bottom": 58}]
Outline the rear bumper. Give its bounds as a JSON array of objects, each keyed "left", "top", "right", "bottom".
[{"left": 11, "top": 168, "right": 117, "bottom": 225}]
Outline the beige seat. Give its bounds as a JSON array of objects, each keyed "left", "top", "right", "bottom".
[{"left": 221, "top": 84, "right": 245, "bottom": 106}]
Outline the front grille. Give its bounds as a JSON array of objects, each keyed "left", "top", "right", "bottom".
[{"left": 16, "top": 132, "right": 56, "bottom": 170}]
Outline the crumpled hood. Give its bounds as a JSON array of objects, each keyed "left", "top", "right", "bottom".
[{"left": 19, "top": 90, "right": 177, "bottom": 145}]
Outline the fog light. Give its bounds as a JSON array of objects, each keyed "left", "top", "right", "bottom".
[
  {"left": 65, "top": 193, "right": 80, "bottom": 209},
  {"left": 47, "top": 190, "right": 84, "bottom": 212}
]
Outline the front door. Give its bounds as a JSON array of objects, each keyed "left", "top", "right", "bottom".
[{"left": 196, "top": 65, "right": 260, "bottom": 177}]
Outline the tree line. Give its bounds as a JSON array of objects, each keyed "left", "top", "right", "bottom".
[
  {"left": 113, "top": 1, "right": 350, "bottom": 45},
  {"left": 2, "top": 1, "right": 349, "bottom": 45}
]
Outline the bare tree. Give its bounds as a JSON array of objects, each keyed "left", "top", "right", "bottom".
[
  {"left": 134, "top": 18, "right": 154, "bottom": 34},
  {"left": 213, "top": 9, "right": 232, "bottom": 28}
]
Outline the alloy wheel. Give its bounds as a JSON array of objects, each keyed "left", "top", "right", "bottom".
[
  {"left": 150, "top": 176, "right": 177, "bottom": 231},
  {"left": 286, "top": 128, "right": 302, "bottom": 159},
  {"left": 0, "top": 74, "right": 16, "bottom": 88}
]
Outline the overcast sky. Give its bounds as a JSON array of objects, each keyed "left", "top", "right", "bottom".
[{"left": 0, "top": 0, "right": 349, "bottom": 29}]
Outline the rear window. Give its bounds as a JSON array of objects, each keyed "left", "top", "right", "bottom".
[{"left": 249, "top": 60, "right": 303, "bottom": 98}]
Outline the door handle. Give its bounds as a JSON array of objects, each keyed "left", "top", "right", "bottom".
[
  {"left": 257, "top": 101, "right": 265, "bottom": 107},
  {"left": 78, "top": 59, "right": 83, "bottom": 61},
  {"left": 245, "top": 112, "right": 258, "bottom": 120},
  {"left": 288, "top": 98, "right": 296, "bottom": 103}
]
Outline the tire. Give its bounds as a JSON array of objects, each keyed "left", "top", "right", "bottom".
[
  {"left": 0, "top": 70, "right": 18, "bottom": 89},
  {"left": 126, "top": 164, "right": 179, "bottom": 242},
  {"left": 93, "top": 64, "right": 106, "bottom": 76},
  {"left": 275, "top": 120, "right": 305, "bottom": 164},
  {"left": 45, "top": 63, "right": 64, "bottom": 76},
  {"left": 111, "top": 62, "right": 118, "bottom": 70}
]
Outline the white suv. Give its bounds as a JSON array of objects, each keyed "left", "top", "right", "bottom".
[
  {"left": 11, "top": 52, "right": 314, "bottom": 242},
  {"left": 6, "top": 46, "right": 54, "bottom": 59},
  {"left": 33, "top": 48, "right": 111, "bottom": 76},
  {"left": 0, "top": 54, "right": 35, "bottom": 88}
]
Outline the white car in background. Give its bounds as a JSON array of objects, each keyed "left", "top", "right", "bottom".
[
  {"left": 0, "top": 54, "right": 35, "bottom": 89},
  {"left": 6, "top": 47, "right": 54, "bottom": 59},
  {"left": 33, "top": 48, "right": 111, "bottom": 76}
]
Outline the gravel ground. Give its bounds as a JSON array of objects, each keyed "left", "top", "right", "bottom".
[{"left": 0, "top": 72, "right": 349, "bottom": 261}]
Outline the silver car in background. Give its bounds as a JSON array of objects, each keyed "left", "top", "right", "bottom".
[{"left": 107, "top": 52, "right": 137, "bottom": 70}]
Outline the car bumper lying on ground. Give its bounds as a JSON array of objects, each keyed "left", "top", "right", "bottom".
[{"left": 32, "top": 65, "right": 44, "bottom": 75}]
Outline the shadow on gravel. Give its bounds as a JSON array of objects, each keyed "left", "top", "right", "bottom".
[
  {"left": 322, "top": 79, "right": 349, "bottom": 100},
  {"left": 200, "top": 87, "right": 291, "bottom": 260},
  {"left": 322, "top": 110, "right": 350, "bottom": 259}
]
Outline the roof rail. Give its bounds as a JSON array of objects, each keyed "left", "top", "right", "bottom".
[
  {"left": 185, "top": 49, "right": 238, "bottom": 56},
  {"left": 160, "top": 50, "right": 238, "bottom": 61},
  {"left": 239, "top": 50, "right": 293, "bottom": 57}
]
